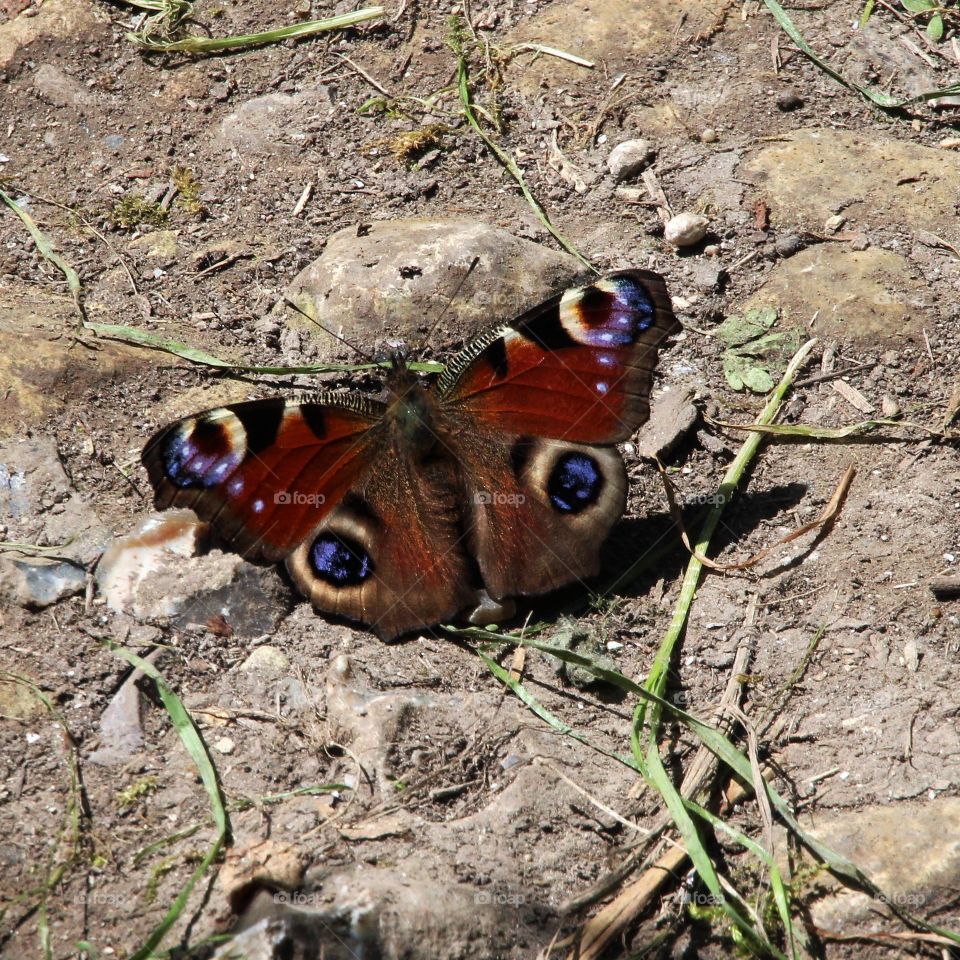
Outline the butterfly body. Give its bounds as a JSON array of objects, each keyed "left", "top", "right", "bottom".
[{"left": 143, "top": 270, "right": 679, "bottom": 640}]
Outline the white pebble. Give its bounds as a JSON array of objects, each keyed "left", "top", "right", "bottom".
[
  {"left": 701, "top": 128, "right": 718, "bottom": 143},
  {"left": 665, "top": 212, "right": 709, "bottom": 248},
  {"left": 607, "top": 138, "right": 654, "bottom": 182},
  {"left": 214, "top": 736, "right": 236, "bottom": 755}
]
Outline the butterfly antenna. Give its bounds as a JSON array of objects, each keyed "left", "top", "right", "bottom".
[
  {"left": 421, "top": 255, "right": 481, "bottom": 352},
  {"left": 282, "top": 296, "right": 379, "bottom": 365}
]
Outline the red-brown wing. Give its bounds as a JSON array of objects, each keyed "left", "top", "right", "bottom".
[
  {"left": 142, "top": 396, "right": 384, "bottom": 562},
  {"left": 435, "top": 270, "right": 679, "bottom": 443},
  {"left": 449, "top": 428, "right": 628, "bottom": 601},
  {"left": 285, "top": 450, "right": 481, "bottom": 641}
]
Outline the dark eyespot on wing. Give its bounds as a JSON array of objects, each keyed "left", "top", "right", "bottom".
[
  {"left": 577, "top": 283, "right": 608, "bottom": 318},
  {"left": 547, "top": 452, "right": 603, "bottom": 514},
  {"left": 234, "top": 397, "right": 286, "bottom": 453},
  {"left": 508, "top": 436, "right": 535, "bottom": 479},
  {"left": 309, "top": 532, "right": 374, "bottom": 587}
]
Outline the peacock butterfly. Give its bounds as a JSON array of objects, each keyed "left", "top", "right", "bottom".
[{"left": 142, "top": 270, "right": 680, "bottom": 640}]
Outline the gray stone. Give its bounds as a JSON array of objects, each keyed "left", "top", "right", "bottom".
[
  {"left": 745, "top": 246, "right": 927, "bottom": 341},
  {"left": 790, "top": 797, "right": 960, "bottom": 933},
  {"left": 0, "top": 437, "right": 109, "bottom": 565},
  {"left": 774, "top": 234, "right": 803, "bottom": 258},
  {"left": 240, "top": 646, "right": 291, "bottom": 678},
  {"left": 745, "top": 128, "right": 960, "bottom": 236},
  {"left": 215, "top": 86, "right": 334, "bottom": 159},
  {"left": 607, "top": 139, "right": 654, "bottom": 182},
  {"left": 0, "top": 558, "right": 86, "bottom": 609},
  {"left": 282, "top": 218, "right": 583, "bottom": 360},
  {"left": 689, "top": 259, "right": 723, "bottom": 293},
  {"left": 32, "top": 63, "right": 98, "bottom": 108},
  {"left": 636, "top": 387, "right": 698, "bottom": 460}
]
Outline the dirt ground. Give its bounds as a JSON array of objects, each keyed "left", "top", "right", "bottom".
[{"left": 1, "top": 0, "right": 960, "bottom": 958}]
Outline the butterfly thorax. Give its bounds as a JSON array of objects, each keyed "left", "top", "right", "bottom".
[{"left": 383, "top": 366, "right": 441, "bottom": 458}]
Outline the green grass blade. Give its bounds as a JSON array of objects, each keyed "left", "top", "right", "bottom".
[
  {"left": 710, "top": 416, "right": 950, "bottom": 441},
  {"left": 453, "top": 34, "right": 596, "bottom": 273},
  {"left": 478, "top": 652, "right": 641, "bottom": 773},
  {"left": 107, "top": 643, "right": 229, "bottom": 960},
  {"left": 129, "top": 7, "right": 384, "bottom": 52},
  {"left": 638, "top": 338, "right": 818, "bottom": 735},
  {"left": 0, "top": 187, "right": 85, "bottom": 326},
  {"left": 85, "top": 321, "right": 444, "bottom": 374},
  {"left": 762, "top": 0, "right": 960, "bottom": 108},
  {"left": 688, "top": 800, "right": 804, "bottom": 958},
  {"left": 644, "top": 743, "right": 787, "bottom": 958}
]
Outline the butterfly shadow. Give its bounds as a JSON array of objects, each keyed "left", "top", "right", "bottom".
[{"left": 494, "top": 480, "right": 811, "bottom": 653}]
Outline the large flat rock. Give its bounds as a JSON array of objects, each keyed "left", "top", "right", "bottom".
[
  {"left": 0, "top": 280, "right": 157, "bottom": 436},
  {"left": 505, "top": 0, "right": 715, "bottom": 91},
  {"left": 745, "top": 128, "right": 960, "bottom": 235},
  {"left": 744, "top": 245, "right": 927, "bottom": 341},
  {"left": 283, "top": 218, "right": 583, "bottom": 360}
]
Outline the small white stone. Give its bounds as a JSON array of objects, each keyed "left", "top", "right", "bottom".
[
  {"left": 701, "top": 128, "right": 718, "bottom": 143},
  {"left": 824, "top": 214, "right": 845, "bottom": 233},
  {"left": 704, "top": 244, "right": 720, "bottom": 257},
  {"left": 214, "top": 736, "right": 236, "bottom": 755},
  {"left": 607, "top": 138, "right": 654, "bottom": 182},
  {"left": 606, "top": 640, "right": 623, "bottom": 651},
  {"left": 902, "top": 639, "right": 920, "bottom": 672},
  {"left": 665, "top": 212, "right": 709, "bottom": 248}
]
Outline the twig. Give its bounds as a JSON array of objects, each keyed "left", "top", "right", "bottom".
[{"left": 337, "top": 53, "right": 393, "bottom": 96}]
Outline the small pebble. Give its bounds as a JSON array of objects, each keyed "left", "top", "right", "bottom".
[
  {"left": 824, "top": 214, "right": 845, "bottom": 233},
  {"left": 214, "top": 737, "right": 236, "bottom": 755},
  {"left": 775, "top": 234, "right": 803, "bottom": 257},
  {"left": 607, "top": 138, "right": 655, "bottom": 182},
  {"left": 700, "top": 128, "right": 718, "bottom": 143},
  {"left": 776, "top": 90, "right": 804, "bottom": 111},
  {"left": 902, "top": 639, "right": 920, "bottom": 673},
  {"left": 704, "top": 244, "right": 720, "bottom": 257},
  {"left": 849, "top": 233, "right": 870, "bottom": 251},
  {"left": 664, "top": 212, "right": 709, "bottom": 248},
  {"left": 881, "top": 394, "right": 901, "bottom": 418}
]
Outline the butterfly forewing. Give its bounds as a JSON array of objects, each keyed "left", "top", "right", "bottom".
[
  {"left": 142, "top": 396, "right": 384, "bottom": 561},
  {"left": 436, "top": 270, "right": 679, "bottom": 443}
]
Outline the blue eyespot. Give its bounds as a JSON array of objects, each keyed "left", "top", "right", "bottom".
[
  {"left": 310, "top": 532, "right": 373, "bottom": 587},
  {"left": 614, "top": 277, "right": 655, "bottom": 332},
  {"left": 163, "top": 420, "right": 244, "bottom": 489},
  {"left": 548, "top": 453, "right": 603, "bottom": 514}
]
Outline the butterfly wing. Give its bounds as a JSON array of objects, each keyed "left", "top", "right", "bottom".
[
  {"left": 284, "top": 447, "right": 480, "bottom": 640},
  {"left": 435, "top": 269, "right": 679, "bottom": 443},
  {"left": 449, "top": 430, "right": 628, "bottom": 600},
  {"left": 434, "top": 270, "right": 679, "bottom": 602},
  {"left": 142, "top": 396, "right": 384, "bottom": 562}
]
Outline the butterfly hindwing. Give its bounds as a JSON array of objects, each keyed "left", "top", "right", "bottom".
[
  {"left": 436, "top": 269, "right": 679, "bottom": 443},
  {"left": 285, "top": 437, "right": 480, "bottom": 640},
  {"left": 142, "top": 396, "right": 384, "bottom": 561},
  {"left": 449, "top": 428, "right": 628, "bottom": 601}
]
